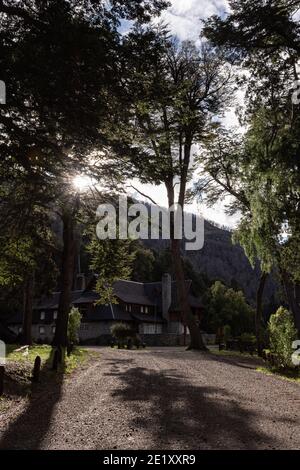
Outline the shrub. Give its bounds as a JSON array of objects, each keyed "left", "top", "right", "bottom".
[
  {"left": 268, "top": 307, "right": 298, "bottom": 369},
  {"left": 68, "top": 307, "right": 82, "bottom": 345},
  {"left": 223, "top": 325, "right": 232, "bottom": 342},
  {"left": 239, "top": 333, "right": 256, "bottom": 344},
  {"left": 111, "top": 323, "right": 135, "bottom": 343}
]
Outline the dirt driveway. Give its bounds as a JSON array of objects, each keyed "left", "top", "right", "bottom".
[{"left": 0, "top": 347, "right": 299, "bottom": 450}]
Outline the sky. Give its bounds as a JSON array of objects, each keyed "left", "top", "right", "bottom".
[{"left": 126, "top": 0, "right": 242, "bottom": 229}]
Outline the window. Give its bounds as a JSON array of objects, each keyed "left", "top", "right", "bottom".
[
  {"left": 80, "top": 324, "right": 89, "bottom": 331},
  {"left": 53, "top": 311, "right": 58, "bottom": 320},
  {"left": 39, "top": 326, "right": 45, "bottom": 335},
  {"left": 145, "top": 306, "right": 149, "bottom": 314},
  {"left": 143, "top": 324, "right": 162, "bottom": 334},
  {"left": 18, "top": 327, "right": 22, "bottom": 334},
  {"left": 141, "top": 306, "right": 144, "bottom": 313},
  {"left": 40, "top": 311, "right": 45, "bottom": 321},
  {"left": 52, "top": 326, "right": 56, "bottom": 334},
  {"left": 126, "top": 304, "right": 132, "bottom": 312}
]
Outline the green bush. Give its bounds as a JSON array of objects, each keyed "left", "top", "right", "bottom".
[
  {"left": 111, "top": 323, "right": 135, "bottom": 343},
  {"left": 68, "top": 307, "right": 82, "bottom": 345},
  {"left": 207, "top": 281, "right": 255, "bottom": 336},
  {"left": 239, "top": 333, "right": 256, "bottom": 343},
  {"left": 223, "top": 325, "right": 232, "bottom": 342},
  {"left": 268, "top": 307, "right": 298, "bottom": 369}
]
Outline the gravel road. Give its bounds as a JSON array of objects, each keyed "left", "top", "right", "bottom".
[{"left": 0, "top": 347, "right": 299, "bottom": 450}]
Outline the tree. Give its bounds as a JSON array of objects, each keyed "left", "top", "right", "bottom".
[
  {"left": 203, "top": 0, "right": 300, "bottom": 57},
  {"left": 0, "top": 210, "right": 57, "bottom": 345},
  {"left": 120, "top": 27, "right": 233, "bottom": 349},
  {"left": 87, "top": 232, "right": 134, "bottom": 304},
  {"left": 207, "top": 281, "right": 255, "bottom": 337},
  {"left": 200, "top": 0, "right": 300, "bottom": 338},
  {"left": 130, "top": 241, "right": 156, "bottom": 282},
  {"left": 193, "top": 127, "right": 272, "bottom": 354},
  {"left": 0, "top": 0, "right": 169, "bottom": 348},
  {"left": 268, "top": 306, "right": 298, "bottom": 368},
  {"left": 68, "top": 307, "right": 82, "bottom": 345}
]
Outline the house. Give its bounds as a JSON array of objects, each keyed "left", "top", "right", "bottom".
[{"left": 7, "top": 274, "right": 203, "bottom": 346}]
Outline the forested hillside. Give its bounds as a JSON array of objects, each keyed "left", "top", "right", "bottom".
[{"left": 144, "top": 219, "right": 279, "bottom": 309}]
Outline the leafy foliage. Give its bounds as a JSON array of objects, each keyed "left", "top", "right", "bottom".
[
  {"left": 67, "top": 307, "right": 82, "bottom": 345},
  {"left": 200, "top": 0, "right": 300, "bottom": 332},
  {"left": 110, "top": 322, "right": 135, "bottom": 341},
  {"left": 268, "top": 307, "right": 298, "bottom": 369},
  {"left": 87, "top": 234, "right": 134, "bottom": 304},
  {"left": 206, "top": 281, "right": 255, "bottom": 336}
]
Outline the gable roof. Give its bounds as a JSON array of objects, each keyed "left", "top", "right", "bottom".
[
  {"left": 11, "top": 277, "right": 202, "bottom": 325},
  {"left": 34, "top": 290, "right": 84, "bottom": 310}
]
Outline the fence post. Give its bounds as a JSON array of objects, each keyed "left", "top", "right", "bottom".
[
  {"left": 52, "top": 349, "right": 59, "bottom": 371},
  {"left": 0, "top": 366, "right": 4, "bottom": 396},
  {"left": 32, "top": 356, "right": 41, "bottom": 383}
]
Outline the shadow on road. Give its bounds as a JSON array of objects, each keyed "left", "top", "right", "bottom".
[
  {"left": 107, "top": 361, "right": 279, "bottom": 449},
  {"left": 0, "top": 352, "right": 65, "bottom": 450}
]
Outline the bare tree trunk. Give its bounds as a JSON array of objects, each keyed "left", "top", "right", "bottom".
[
  {"left": 171, "top": 239, "right": 207, "bottom": 350},
  {"left": 53, "top": 209, "right": 76, "bottom": 348},
  {"left": 21, "top": 272, "right": 35, "bottom": 345},
  {"left": 166, "top": 180, "right": 207, "bottom": 351},
  {"left": 255, "top": 271, "right": 268, "bottom": 356}
]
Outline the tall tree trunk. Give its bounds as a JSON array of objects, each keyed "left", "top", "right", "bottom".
[
  {"left": 53, "top": 209, "right": 76, "bottom": 348},
  {"left": 280, "top": 269, "right": 300, "bottom": 335},
  {"left": 166, "top": 180, "right": 207, "bottom": 351},
  {"left": 171, "top": 239, "right": 207, "bottom": 350},
  {"left": 21, "top": 272, "right": 35, "bottom": 345},
  {"left": 255, "top": 271, "right": 268, "bottom": 356}
]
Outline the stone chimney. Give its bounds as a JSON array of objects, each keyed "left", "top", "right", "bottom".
[{"left": 162, "top": 273, "right": 172, "bottom": 321}]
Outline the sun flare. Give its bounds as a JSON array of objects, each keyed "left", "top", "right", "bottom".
[{"left": 73, "top": 174, "right": 94, "bottom": 191}]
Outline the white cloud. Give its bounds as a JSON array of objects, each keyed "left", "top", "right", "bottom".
[{"left": 156, "top": 0, "right": 229, "bottom": 41}]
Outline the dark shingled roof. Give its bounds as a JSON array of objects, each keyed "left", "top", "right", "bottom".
[
  {"left": 113, "top": 280, "right": 155, "bottom": 306},
  {"left": 8, "top": 277, "right": 202, "bottom": 325},
  {"left": 112, "top": 279, "right": 198, "bottom": 311},
  {"left": 34, "top": 290, "right": 84, "bottom": 310},
  {"left": 84, "top": 304, "right": 133, "bottom": 322}
]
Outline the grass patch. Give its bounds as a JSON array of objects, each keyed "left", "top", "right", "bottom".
[
  {"left": 256, "top": 366, "right": 300, "bottom": 383},
  {"left": 6, "top": 344, "right": 95, "bottom": 374},
  {"left": 208, "top": 346, "right": 258, "bottom": 359},
  {"left": 1, "top": 346, "right": 99, "bottom": 413},
  {"left": 64, "top": 347, "right": 90, "bottom": 374},
  {"left": 7, "top": 344, "right": 53, "bottom": 363}
]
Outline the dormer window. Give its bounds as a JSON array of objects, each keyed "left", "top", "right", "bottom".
[
  {"left": 53, "top": 311, "right": 58, "bottom": 320},
  {"left": 40, "top": 311, "right": 45, "bottom": 321}
]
